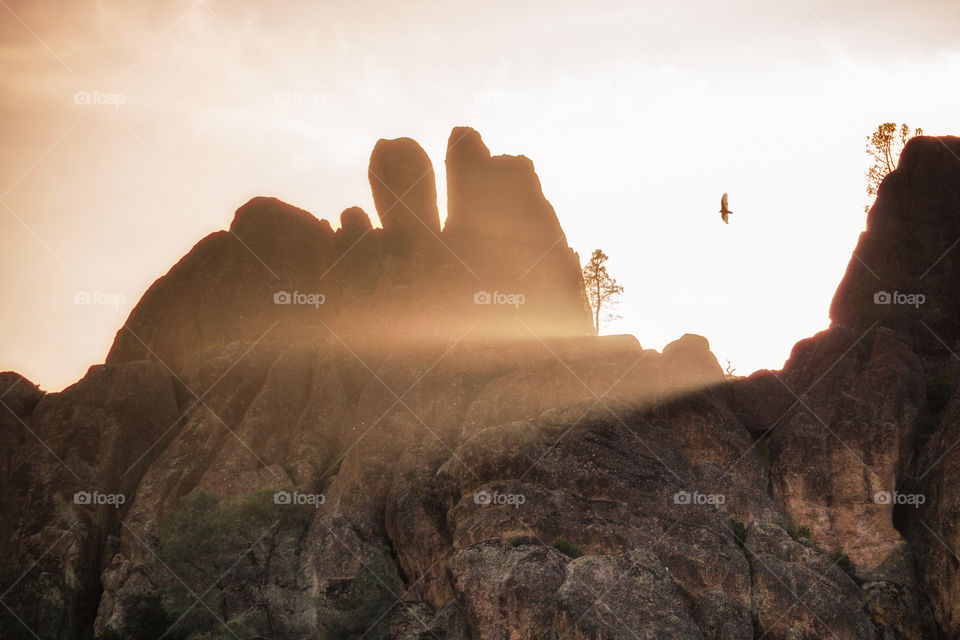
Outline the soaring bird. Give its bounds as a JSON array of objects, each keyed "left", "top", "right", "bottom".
[{"left": 719, "top": 192, "right": 733, "bottom": 224}]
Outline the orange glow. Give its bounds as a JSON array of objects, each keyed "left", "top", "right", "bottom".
[{"left": 1, "top": 0, "right": 959, "bottom": 389}]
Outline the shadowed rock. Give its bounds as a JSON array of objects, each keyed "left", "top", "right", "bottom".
[
  {"left": 333, "top": 206, "right": 380, "bottom": 293},
  {"left": 338, "top": 205, "right": 373, "bottom": 235},
  {"left": 661, "top": 333, "right": 725, "bottom": 393},
  {"left": 107, "top": 196, "right": 336, "bottom": 373},
  {"left": 368, "top": 137, "right": 441, "bottom": 257},
  {"left": 831, "top": 136, "right": 960, "bottom": 349},
  {"left": 443, "top": 126, "right": 592, "bottom": 336},
  {"left": 0, "top": 362, "right": 179, "bottom": 639},
  {"left": 444, "top": 127, "right": 565, "bottom": 253}
]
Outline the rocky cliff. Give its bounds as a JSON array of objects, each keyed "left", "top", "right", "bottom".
[{"left": 2, "top": 131, "right": 959, "bottom": 640}]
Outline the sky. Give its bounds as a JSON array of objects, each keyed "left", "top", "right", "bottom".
[{"left": 1, "top": 0, "right": 958, "bottom": 390}]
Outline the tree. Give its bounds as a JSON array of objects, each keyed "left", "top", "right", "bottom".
[
  {"left": 725, "top": 360, "right": 736, "bottom": 378},
  {"left": 319, "top": 546, "right": 403, "bottom": 640},
  {"left": 865, "top": 122, "right": 922, "bottom": 212},
  {"left": 152, "top": 488, "right": 314, "bottom": 639},
  {"left": 582, "top": 249, "right": 624, "bottom": 335}
]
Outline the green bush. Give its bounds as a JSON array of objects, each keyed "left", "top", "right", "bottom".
[
  {"left": 189, "top": 619, "right": 254, "bottom": 640},
  {"left": 551, "top": 536, "right": 582, "bottom": 559},
  {"left": 792, "top": 525, "right": 812, "bottom": 540},
  {"left": 154, "top": 487, "right": 315, "bottom": 637},
  {"left": 319, "top": 547, "right": 403, "bottom": 640},
  {"left": 0, "top": 563, "right": 62, "bottom": 640},
  {"left": 508, "top": 535, "right": 531, "bottom": 547}
]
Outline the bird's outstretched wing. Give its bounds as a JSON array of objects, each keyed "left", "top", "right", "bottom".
[{"left": 721, "top": 193, "right": 729, "bottom": 211}]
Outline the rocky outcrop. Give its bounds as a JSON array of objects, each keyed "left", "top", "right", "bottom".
[
  {"left": 767, "top": 327, "right": 925, "bottom": 569},
  {"left": 368, "top": 137, "right": 442, "bottom": 258},
  {"left": 444, "top": 127, "right": 565, "bottom": 257},
  {"left": 443, "top": 126, "right": 592, "bottom": 337},
  {"left": 746, "top": 522, "right": 875, "bottom": 640},
  {"left": 913, "top": 372, "right": 960, "bottom": 636},
  {"left": 107, "top": 128, "right": 593, "bottom": 378},
  {"left": 661, "top": 333, "right": 725, "bottom": 393},
  {"left": 0, "top": 363, "right": 179, "bottom": 640},
  {"left": 5, "top": 133, "right": 960, "bottom": 639},
  {"left": 106, "top": 196, "right": 337, "bottom": 373},
  {"left": 831, "top": 136, "right": 960, "bottom": 346}
]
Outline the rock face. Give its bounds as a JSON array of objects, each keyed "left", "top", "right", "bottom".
[
  {"left": 0, "top": 363, "right": 179, "bottom": 640},
  {"left": 444, "top": 127, "right": 565, "bottom": 256},
  {"left": 3, "top": 132, "right": 960, "bottom": 640},
  {"left": 443, "top": 127, "right": 591, "bottom": 337},
  {"left": 767, "top": 327, "right": 925, "bottom": 570},
  {"left": 368, "top": 137, "right": 442, "bottom": 258},
  {"left": 106, "top": 196, "right": 337, "bottom": 373},
  {"left": 831, "top": 136, "right": 960, "bottom": 344}
]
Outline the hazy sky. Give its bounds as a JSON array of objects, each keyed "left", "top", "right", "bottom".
[{"left": 2, "top": 0, "right": 958, "bottom": 390}]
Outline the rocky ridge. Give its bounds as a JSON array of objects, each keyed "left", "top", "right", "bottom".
[{"left": 1, "top": 131, "right": 959, "bottom": 640}]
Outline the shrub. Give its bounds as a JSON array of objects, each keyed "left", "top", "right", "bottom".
[
  {"left": 508, "top": 535, "right": 531, "bottom": 547},
  {"left": 154, "top": 487, "right": 315, "bottom": 637},
  {"left": 0, "top": 562, "right": 62, "bottom": 640},
  {"left": 320, "top": 547, "right": 403, "bottom": 640},
  {"left": 190, "top": 619, "right": 254, "bottom": 640},
  {"left": 551, "top": 536, "right": 582, "bottom": 559},
  {"left": 792, "top": 525, "right": 812, "bottom": 540}
]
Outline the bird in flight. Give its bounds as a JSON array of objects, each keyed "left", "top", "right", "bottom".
[{"left": 719, "top": 192, "right": 733, "bottom": 224}]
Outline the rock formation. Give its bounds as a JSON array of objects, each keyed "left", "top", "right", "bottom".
[
  {"left": 444, "top": 127, "right": 589, "bottom": 338},
  {"left": 831, "top": 136, "right": 960, "bottom": 345},
  {"left": 368, "top": 137, "right": 442, "bottom": 259},
  {"left": 106, "top": 196, "right": 338, "bottom": 373},
  {"left": 2, "top": 131, "right": 960, "bottom": 639}
]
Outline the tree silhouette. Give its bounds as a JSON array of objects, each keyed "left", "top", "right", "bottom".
[
  {"left": 582, "top": 249, "right": 624, "bottom": 335},
  {"left": 866, "top": 122, "right": 922, "bottom": 212}
]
